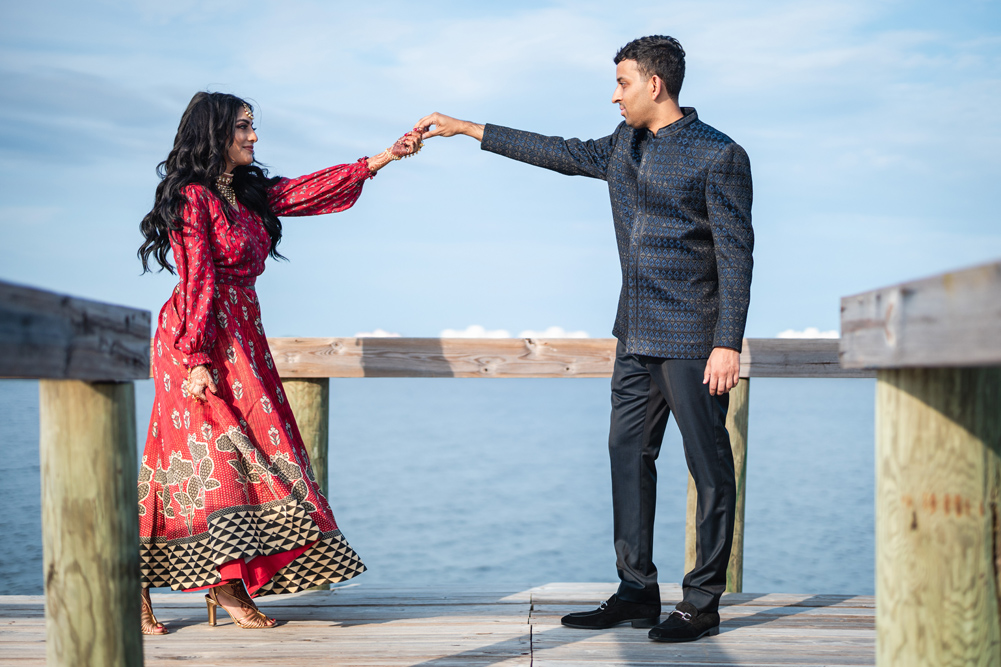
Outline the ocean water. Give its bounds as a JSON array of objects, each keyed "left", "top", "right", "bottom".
[{"left": 0, "top": 376, "right": 875, "bottom": 596}]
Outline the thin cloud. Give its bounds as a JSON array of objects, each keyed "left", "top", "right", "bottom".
[
  {"left": 355, "top": 329, "right": 401, "bottom": 338},
  {"left": 777, "top": 327, "right": 839, "bottom": 339},
  {"left": 440, "top": 325, "right": 511, "bottom": 338},
  {"left": 518, "top": 326, "right": 589, "bottom": 339}
]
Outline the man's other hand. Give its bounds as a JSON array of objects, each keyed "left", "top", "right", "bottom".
[
  {"left": 416, "top": 112, "right": 485, "bottom": 141},
  {"left": 703, "top": 347, "right": 740, "bottom": 396}
]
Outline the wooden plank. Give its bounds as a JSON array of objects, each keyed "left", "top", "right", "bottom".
[
  {"left": 840, "top": 259, "right": 1001, "bottom": 369},
  {"left": 144, "top": 589, "right": 533, "bottom": 667},
  {"left": 268, "top": 337, "right": 618, "bottom": 379},
  {"left": 531, "top": 618, "right": 875, "bottom": 666},
  {"left": 0, "top": 280, "right": 150, "bottom": 380},
  {"left": 531, "top": 607, "right": 876, "bottom": 629},
  {"left": 512, "top": 585, "right": 875, "bottom": 609},
  {"left": 525, "top": 582, "right": 681, "bottom": 605},
  {"left": 718, "top": 593, "right": 874, "bottom": 608},
  {"left": 742, "top": 339, "right": 874, "bottom": 378},
  {"left": 261, "top": 338, "right": 875, "bottom": 379},
  {"left": 875, "top": 368, "right": 1001, "bottom": 666}
]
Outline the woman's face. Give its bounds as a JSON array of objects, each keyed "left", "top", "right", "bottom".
[{"left": 225, "top": 107, "right": 257, "bottom": 171}]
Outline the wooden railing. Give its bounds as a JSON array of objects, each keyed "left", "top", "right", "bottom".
[
  {"left": 840, "top": 259, "right": 1001, "bottom": 665},
  {"left": 0, "top": 280, "right": 150, "bottom": 667},
  {"left": 269, "top": 336, "right": 874, "bottom": 596}
]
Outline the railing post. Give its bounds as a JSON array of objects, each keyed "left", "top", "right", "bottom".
[
  {"left": 283, "top": 378, "right": 331, "bottom": 498},
  {"left": 875, "top": 367, "right": 1001, "bottom": 665},
  {"left": 39, "top": 379, "right": 142, "bottom": 667},
  {"left": 685, "top": 378, "right": 749, "bottom": 593}
]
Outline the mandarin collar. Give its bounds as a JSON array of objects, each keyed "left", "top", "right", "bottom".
[{"left": 650, "top": 107, "right": 698, "bottom": 138}]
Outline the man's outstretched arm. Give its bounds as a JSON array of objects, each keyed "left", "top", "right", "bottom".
[
  {"left": 416, "top": 112, "right": 616, "bottom": 180},
  {"left": 418, "top": 113, "right": 484, "bottom": 142}
]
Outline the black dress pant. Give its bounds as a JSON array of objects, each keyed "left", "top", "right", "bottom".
[{"left": 608, "top": 341, "right": 736, "bottom": 613}]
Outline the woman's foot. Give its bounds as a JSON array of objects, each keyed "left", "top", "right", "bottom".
[
  {"left": 141, "top": 588, "right": 168, "bottom": 635},
  {"left": 206, "top": 581, "right": 277, "bottom": 629}
]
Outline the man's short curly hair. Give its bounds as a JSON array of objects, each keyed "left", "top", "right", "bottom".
[{"left": 614, "top": 35, "right": 686, "bottom": 99}]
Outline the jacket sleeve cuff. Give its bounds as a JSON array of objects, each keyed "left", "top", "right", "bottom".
[
  {"left": 712, "top": 333, "right": 744, "bottom": 353},
  {"left": 480, "top": 123, "right": 508, "bottom": 155}
]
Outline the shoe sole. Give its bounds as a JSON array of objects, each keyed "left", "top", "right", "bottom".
[
  {"left": 649, "top": 625, "right": 720, "bottom": 642},
  {"left": 561, "top": 616, "right": 661, "bottom": 630}
]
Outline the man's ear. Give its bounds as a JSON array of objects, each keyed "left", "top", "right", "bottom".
[{"left": 648, "top": 75, "right": 663, "bottom": 100}]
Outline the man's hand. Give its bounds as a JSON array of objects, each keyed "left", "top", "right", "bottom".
[
  {"left": 416, "top": 112, "right": 484, "bottom": 142},
  {"left": 703, "top": 347, "right": 740, "bottom": 396}
]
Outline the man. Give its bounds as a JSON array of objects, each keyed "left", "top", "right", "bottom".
[{"left": 418, "top": 35, "right": 753, "bottom": 643}]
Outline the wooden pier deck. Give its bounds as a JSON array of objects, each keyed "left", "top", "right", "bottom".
[{"left": 1, "top": 582, "right": 875, "bottom": 666}]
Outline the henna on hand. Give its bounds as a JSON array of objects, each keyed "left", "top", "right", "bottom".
[
  {"left": 184, "top": 364, "right": 217, "bottom": 401},
  {"left": 389, "top": 127, "right": 425, "bottom": 158}
]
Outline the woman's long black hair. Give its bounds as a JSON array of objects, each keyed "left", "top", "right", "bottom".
[{"left": 138, "top": 92, "right": 285, "bottom": 273}]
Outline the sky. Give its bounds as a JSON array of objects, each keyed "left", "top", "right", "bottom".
[{"left": 1, "top": 0, "right": 999, "bottom": 340}]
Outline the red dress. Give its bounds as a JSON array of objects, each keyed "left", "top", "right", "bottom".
[{"left": 139, "top": 160, "right": 371, "bottom": 595}]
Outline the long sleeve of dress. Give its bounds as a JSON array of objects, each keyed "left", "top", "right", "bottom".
[
  {"left": 706, "top": 142, "right": 754, "bottom": 352},
  {"left": 480, "top": 124, "right": 617, "bottom": 180},
  {"left": 170, "top": 185, "right": 218, "bottom": 368},
  {"left": 268, "top": 159, "right": 374, "bottom": 217}
]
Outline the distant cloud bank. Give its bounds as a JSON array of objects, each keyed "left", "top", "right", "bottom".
[
  {"left": 438, "top": 325, "right": 590, "bottom": 338},
  {"left": 355, "top": 329, "right": 401, "bottom": 338},
  {"left": 440, "top": 325, "right": 511, "bottom": 338},
  {"left": 518, "top": 326, "right": 589, "bottom": 339},
  {"left": 776, "top": 327, "right": 839, "bottom": 339}
]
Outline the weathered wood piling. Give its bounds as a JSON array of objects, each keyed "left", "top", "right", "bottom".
[
  {"left": 283, "top": 378, "right": 331, "bottom": 498},
  {"left": 685, "top": 377, "right": 749, "bottom": 593}
]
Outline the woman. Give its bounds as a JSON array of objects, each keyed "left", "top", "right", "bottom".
[{"left": 137, "top": 92, "right": 420, "bottom": 633}]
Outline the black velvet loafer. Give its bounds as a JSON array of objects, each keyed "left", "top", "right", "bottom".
[
  {"left": 648, "top": 601, "right": 720, "bottom": 642},
  {"left": 561, "top": 594, "right": 661, "bottom": 629}
]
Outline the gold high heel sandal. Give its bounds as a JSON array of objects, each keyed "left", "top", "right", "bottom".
[
  {"left": 205, "top": 583, "right": 277, "bottom": 629},
  {"left": 141, "top": 591, "right": 168, "bottom": 635}
]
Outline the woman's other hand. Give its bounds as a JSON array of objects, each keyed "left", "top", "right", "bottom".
[{"left": 185, "top": 364, "right": 217, "bottom": 401}]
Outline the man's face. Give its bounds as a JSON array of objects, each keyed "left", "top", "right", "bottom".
[{"left": 612, "top": 59, "right": 654, "bottom": 130}]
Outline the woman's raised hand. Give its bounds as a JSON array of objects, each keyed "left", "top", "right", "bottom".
[
  {"left": 389, "top": 127, "right": 425, "bottom": 158},
  {"left": 367, "top": 127, "right": 427, "bottom": 173}
]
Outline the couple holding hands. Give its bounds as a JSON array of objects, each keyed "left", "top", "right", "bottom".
[{"left": 137, "top": 35, "right": 753, "bottom": 645}]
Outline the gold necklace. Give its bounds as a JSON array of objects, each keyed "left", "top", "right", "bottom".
[{"left": 216, "top": 173, "right": 238, "bottom": 207}]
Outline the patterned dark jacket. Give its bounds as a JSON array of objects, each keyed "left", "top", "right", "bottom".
[{"left": 481, "top": 108, "right": 753, "bottom": 359}]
